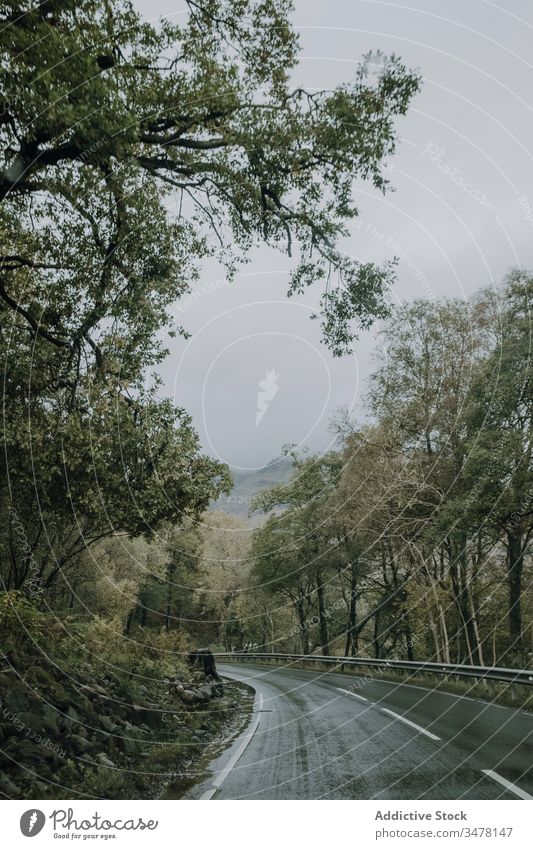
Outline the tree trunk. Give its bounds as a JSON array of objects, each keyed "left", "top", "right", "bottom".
[
  {"left": 507, "top": 529, "right": 524, "bottom": 654},
  {"left": 404, "top": 618, "right": 415, "bottom": 661},
  {"left": 123, "top": 606, "right": 135, "bottom": 636},
  {"left": 425, "top": 561, "right": 451, "bottom": 664},
  {"left": 344, "top": 560, "right": 359, "bottom": 657},
  {"left": 294, "top": 598, "right": 310, "bottom": 654},
  {"left": 468, "top": 585, "right": 484, "bottom": 666},
  {"left": 439, "top": 605, "right": 451, "bottom": 664},
  {"left": 429, "top": 616, "right": 441, "bottom": 663},
  {"left": 450, "top": 537, "right": 480, "bottom": 664},
  {"left": 373, "top": 611, "right": 381, "bottom": 659},
  {"left": 316, "top": 576, "right": 330, "bottom": 655},
  {"left": 165, "top": 563, "right": 176, "bottom": 632}
]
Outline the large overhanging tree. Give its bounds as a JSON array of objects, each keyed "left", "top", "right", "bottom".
[
  {"left": 1, "top": 0, "right": 419, "bottom": 357},
  {"left": 0, "top": 0, "right": 420, "bottom": 593}
]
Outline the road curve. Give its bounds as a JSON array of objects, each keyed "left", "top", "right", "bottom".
[{"left": 188, "top": 662, "right": 533, "bottom": 800}]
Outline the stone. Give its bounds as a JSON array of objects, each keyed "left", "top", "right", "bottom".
[
  {"left": 65, "top": 706, "right": 82, "bottom": 726},
  {"left": 14, "top": 739, "right": 57, "bottom": 764},
  {"left": 180, "top": 689, "right": 198, "bottom": 705},
  {"left": 41, "top": 706, "right": 60, "bottom": 736},
  {"left": 129, "top": 704, "right": 162, "bottom": 728},
  {"left": 98, "top": 716, "right": 116, "bottom": 733},
  {"left": 68, "top": 733, "right": 93, "bottom": 754},
  {"left": 95, "top": 753, "right": 116, "bottom": 768},
  {"left": 30, "top": 667, "right": 55, "bottom": 686},
  {"left": 81, "top": 683, "right": 107, "bottom": 697},
  {"left": 196, "top": 685, "right": 214, "bottom": 701},
  {"left": 4, "top": 687, "right": 30, "bottom": 713},
  {"left": 118, "top": 736, "right": 138, "bottom": 755},
  {"left": 0, "top": 722, "right": 17, "bottom": 740},
  {"left": 17, "top": 712, "right": 46, "bottom": 735},
  {"left": 0, "top": 775, "right": 21, "bottom": 796},
  {"left": 33, "top": 780, "right": 52, "bottom": 795}
]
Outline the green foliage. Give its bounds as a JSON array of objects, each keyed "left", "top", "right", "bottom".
[
  {"left": 244, "top": 275, "right": 533, "bottom": 666},
  {"left": 1, "top": 0, "right": 420, "bottom": 360},
  {"left": 0, "top": 0, "right": 419, "bottom": 600},
  {"left": 0, "top": 591, "right": 45, "bottom": 647}
]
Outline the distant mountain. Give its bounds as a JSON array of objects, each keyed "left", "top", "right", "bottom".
[{"left": 210, "top": 456, "right": 294, "bottom": 519}]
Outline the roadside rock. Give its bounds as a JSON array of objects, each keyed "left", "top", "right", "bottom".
[
  {"left": 98, "top": 715, "right": 117, "bottom": 733},
  {"left": 128, "top": 704, "right": 163, "bottom": 729},
  {"left": 180, "top": 689, "right": 198, "bottom": 705},
  {"left": 0, "top": 775, "right": 22, "bottom": 796},
  {"left": 95, "top": 753, "right": 116, "bottom": 769},
  {"left": 176, "top": 680, "right": 224, "bottom": 705},
  {"left": 68, "top": 733, "right": 94, "bottom": 754},
  {"left": 3, "top": 688, "right": 29, "bottom": 713}
]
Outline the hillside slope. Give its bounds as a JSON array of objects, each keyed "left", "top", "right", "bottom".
[{"left": 210, "top": 457, "right": 294, "bottom": 519}]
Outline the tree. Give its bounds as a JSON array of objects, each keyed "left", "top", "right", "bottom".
[
  {"left": 366, "top": 299, "right": 492, "bottom": 664},
  {"left": 250, "top": 511, "right": 316, "bottom": 653},
  {"left": 463, "top": 272, "right": 533, "bottom": 659},
  {"left": 195, "top": 511, "right": 252, "bottom": 648},
  {"left": 1, "top": 0, "right": 420, "bottom": 361},
  {"left": 332, "top": 426, "right": 418, "bottom": 659},
  {"left": 0, "top": 376, "right": 230, "bottom": 593},
  {"left": 253, "top": 451, "right": 343, "bottom": 654},
  {"left": 163, "top": 521, "right": 203, "bottom": 633},
  {"left": 0, "top": 1, "right": 420, "bottom": 598}
]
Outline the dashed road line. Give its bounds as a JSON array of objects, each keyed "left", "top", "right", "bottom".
[
  {"left": 336, "top": 687, "right": 369, "bottom": 703},
  {"left": 481, "top": 769, "right": 533, "bottom": 800},
  {"left": 381, "top": 707, "right": 441, "bottom": 741},
  {"left": 201, "top": 692, "right": 264, "bottom": 800}
]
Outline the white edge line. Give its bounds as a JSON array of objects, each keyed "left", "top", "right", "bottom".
[
  {"left": 336, "top": 687, "right": 368, "bottom": 703},
  {"left": 200, "top": 693, "right": 264, "bottom": 799},
  {"left": 200, "top": 788, "right": 216, "bottom": 800},
  {"left": 381, "top": 707, "right": 441, "bottom": 741},
  {"left": 482, "top": 769, "right": 533, "bottom": 800}
]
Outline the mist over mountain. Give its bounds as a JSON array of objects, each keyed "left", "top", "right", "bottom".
[{"left": 210, "top": 456, "right": 294, "bottom": 518}]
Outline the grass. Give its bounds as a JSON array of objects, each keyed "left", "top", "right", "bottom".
[{"left": 223, "top": 656, "right": 533, "bottom": 712}]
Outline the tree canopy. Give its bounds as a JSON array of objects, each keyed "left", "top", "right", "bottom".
[
  {"left": 243, "top": 276, "right": 533, "bottom": 666},
  {"left": 1, "top": 0, "right": 420, "bottom": 362},
  {"left": 0, "top": 0, "right": 420, "bottom": 597}
]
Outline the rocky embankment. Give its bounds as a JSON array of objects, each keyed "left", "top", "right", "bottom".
[{"left": 0, "top": 649, "right": 248, "bottom": 799}]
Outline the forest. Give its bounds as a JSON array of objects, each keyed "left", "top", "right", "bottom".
[
  {"left": 4, "top": 276, "right": 531, "bottom": 674},
  {"left": 21, "top": 275, "right": 529, "bottom": 673},
  {"left": 244, "top": 277, "right": 533, "bottom": 669},
  {"left": 0, "top": 0, "right": 531, "bottom": 800}
]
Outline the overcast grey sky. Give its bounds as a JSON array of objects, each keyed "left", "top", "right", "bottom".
[{"left": 136, "top": 0, "right": 533, "bottom": 470}]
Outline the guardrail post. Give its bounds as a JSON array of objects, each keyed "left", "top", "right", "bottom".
[{"left": 486, "top": 678, "right": 496, "bottom": 698}]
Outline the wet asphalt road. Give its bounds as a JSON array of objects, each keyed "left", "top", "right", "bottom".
[{"left": 189, "top": 662, "right": 533, "bottom": 800}]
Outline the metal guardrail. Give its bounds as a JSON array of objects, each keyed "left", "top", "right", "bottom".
[{"left": 215, "top": 651, "right": 533, "bottom": 686}]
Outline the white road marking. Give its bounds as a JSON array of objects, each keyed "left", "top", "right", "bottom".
[
  {"left": 200, "top": 787, "right": 216, "bottom": 800},
  {"left": 366, "top": 677, "right": 508, "bottom": 707},
  {"left": 200, "top": 692, "right": 264, "bottom": 800},
  {"left": 481, "top": 769, "right": 533, "bottom": 800},
  {"left": 396, "top": 684, "right": 478, "bottom": 703},
  {"left": 381, "top": 707, "right": 441, "bottom": 741},
  {"left": 336, "top": 687, "right": 368, "bottom": 703}
]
